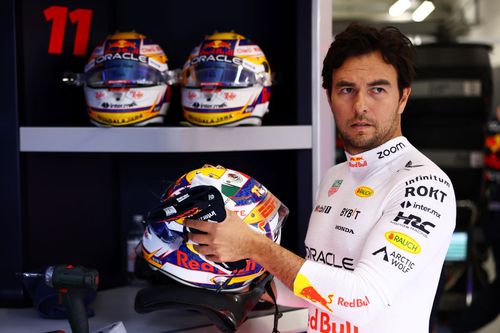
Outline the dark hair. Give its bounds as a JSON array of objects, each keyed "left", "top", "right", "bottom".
[{"left": 322, "top": 23, "right": 416, "bottom": 97}]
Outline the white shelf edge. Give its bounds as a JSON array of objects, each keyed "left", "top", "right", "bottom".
[{"left": 20, "top": 126, "right": 312, "bottom": 153}]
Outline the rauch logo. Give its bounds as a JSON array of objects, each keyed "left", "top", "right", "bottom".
[
  {"left": 384, "top": 231, "right": 421, "bottom": 254},
  {"left": 355, "top": 186, "right": 374, "bottom": 198}
]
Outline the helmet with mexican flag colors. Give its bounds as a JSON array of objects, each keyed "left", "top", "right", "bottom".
[{"left": 141, "top": 164, "right": 288, "bottom": 291}]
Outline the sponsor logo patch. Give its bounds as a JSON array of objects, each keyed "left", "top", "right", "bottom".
[
  {"left": 314, "top": 205, "right": 332, "bottom": 214},
  {"left": 405, "top": 185, "right": 448, "bottom": 202},
  {"left": 308, "top": 309, "right": 359, "bottom": 333},
  {"left": 305, "top": 246, "right": 354, "bottom": 270},
  {"left": 385, "top": 231, "right": 421, "bottom": 254},
  {"left": 340, "top": 208, "right": 361, "bottom": 219},
  {"left": 348, "top": 156, "right": 368, "bottom": 168},
  {"left": 328, "top": 179, "right": 343, "bottom": 197},
  {"left": 404, "top": 174, "right": 451, "bottom": 188},
  {"left": 377, "top": 142, "right": 406, "bottom": 159},
  {"left": 391, "top": 211, "right": 436, "bottom": 237},
  {"left": 335, "top": 225, "right": 354, "bottom": 234},
  {"left": 355, "top": 186, "right": 374, "bottom": 198},
  {"left": 372, "top": 246, "right": 415, "bottom": 273},
  {"left": 404, "top": 160, "right": 424, "bottom": 169},
  {"left": 337, "top": 295, "right": 370, "bottom": 308},
  {"left": 400, "top": 201, "right": 441, "bottom": 218}
]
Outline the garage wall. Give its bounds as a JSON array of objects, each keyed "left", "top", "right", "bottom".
[{"left": 460, "top": 1, "right": 500, "bottom": 114}]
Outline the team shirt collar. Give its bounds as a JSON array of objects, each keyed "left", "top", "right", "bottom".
[{"left": 344, "top": 136, "right": 410, "bottom": 174}]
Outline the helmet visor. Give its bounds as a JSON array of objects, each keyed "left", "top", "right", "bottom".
[
  {"left": 184, "top": 61, "right": 259, "bottom": 88},
  {"left": 269, "top": 201, "right": 289, "bottom": 243},
  {"left": 86, "top": 59, "right": 164, "bottom": 88}
]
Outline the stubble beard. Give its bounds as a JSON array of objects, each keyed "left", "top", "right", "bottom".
[{"left": 340, "top": 113, "right": 400, "bottom": 154}]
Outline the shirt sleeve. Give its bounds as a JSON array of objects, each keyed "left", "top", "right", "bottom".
[
  {"left": 292, "top": 174, "right": 456, "bottom": 324},
  {"left": 275, "top": 277, "right": 309, "bottom": 307}
]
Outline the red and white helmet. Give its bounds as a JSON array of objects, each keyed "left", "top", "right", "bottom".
[
  {"left": 141, "top": 164, "right": 287, "bottom": 291},
  {"left": 181, "top": 32, "right": 272, "bottom": 126},
  {"left": 83, "top": 31, "right": 177, "bottom": 126}
]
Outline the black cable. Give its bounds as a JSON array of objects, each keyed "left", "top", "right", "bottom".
[{"left": 264, "top": 279, "right": 282, "bottom": 333}]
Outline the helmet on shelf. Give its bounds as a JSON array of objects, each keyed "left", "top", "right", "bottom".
[
  {"left": 181, "top": 32, "right": 272, "bottom": 126},
  {"left": 141, "top": 164, "right": 288, "bottom": 291},
  {"left": 82, "top": 31, "right": 177, "bottom": 126}
]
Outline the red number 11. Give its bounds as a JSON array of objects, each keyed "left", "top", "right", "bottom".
[{"left": 43, "top": 6, "right": 93, "bottom": 56}]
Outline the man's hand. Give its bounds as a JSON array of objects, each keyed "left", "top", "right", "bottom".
[
  {"left": 185, "top": 209, "right": 306, "bottom": 290},
  {"left": 185, "top": 209, "right": 260, "bottom": 263}
]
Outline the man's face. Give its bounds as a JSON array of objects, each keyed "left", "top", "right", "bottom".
[{"left": 328, "top": 51, "right": 411, "bottom": 155}]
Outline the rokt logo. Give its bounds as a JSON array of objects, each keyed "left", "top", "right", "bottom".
[
  {"left": 385, "top": 231, "right": 421, "bottom": 254},
  {"left": 405, "top": 185, "right": 447, "bottom": 203},
  {"left": 355, "top": 186, "right": 374, "bottom": 198}
]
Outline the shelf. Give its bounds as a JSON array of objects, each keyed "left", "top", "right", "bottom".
[
  {"left": 20, "top": 126, "right": 312, "bottom": 153},
  {"left": 0, "top": 285, "right": 308, "bottom": 333}
]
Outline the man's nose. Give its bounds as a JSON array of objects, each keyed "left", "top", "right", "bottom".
[{"left": 353, "top": 92, "right": 368, "bottom": 114}]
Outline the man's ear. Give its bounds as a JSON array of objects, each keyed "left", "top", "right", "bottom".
[
  {"left": 325, "top": 89, "right": 333, "bottom": 109},
  {"left": 398, "top": 87, "right": 411, "bottom": 114}
]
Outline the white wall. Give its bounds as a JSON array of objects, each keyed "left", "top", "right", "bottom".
[{"left": 462, "top": 0, "right": 500, "bottom": 67}]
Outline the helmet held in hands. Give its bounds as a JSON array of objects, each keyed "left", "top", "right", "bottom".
[{"left": 141, "top": 164, "right": 288, "bottom": 292}]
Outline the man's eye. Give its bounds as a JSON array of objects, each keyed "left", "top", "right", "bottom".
[
  {"left": 372, "top": 87, "right": 385, "bottom": 94},
  {"left": 339, "top": 87, "right": 353, "bottom": 94}
]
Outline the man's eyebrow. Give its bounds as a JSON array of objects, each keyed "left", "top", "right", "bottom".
[
  {"left": 368, "top": 79, "right": 391, "bottom": 86},
  {"left": 334, "top": 80, "right": 355, "bottom": 88},
  {"left": 334, "top": 79, "right": 391, "bottom": 88}
]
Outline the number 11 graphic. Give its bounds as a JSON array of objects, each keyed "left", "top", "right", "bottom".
[{"left": 44, "top": 6, "right": 93, "bottom": 56}]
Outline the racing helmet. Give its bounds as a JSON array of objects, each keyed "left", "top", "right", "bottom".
[
  {"left": 141, "top": 164, "right": 288, "bottom": 292},
  {"left": 181, "top": 32, "right": 272, "bottom": 126},
  {"left": 83, "top": 31, "right": 176, "bottom": 126}
]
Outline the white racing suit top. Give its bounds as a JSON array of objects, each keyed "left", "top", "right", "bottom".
[{"left": 292, "top": 136, "right": 456, "bottom": 333}]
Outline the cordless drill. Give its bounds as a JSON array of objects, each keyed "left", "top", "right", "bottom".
[{"left": 22, "top": 265, "right": 99, "bottom": 333}]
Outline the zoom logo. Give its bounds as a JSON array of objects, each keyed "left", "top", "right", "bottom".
[{"left": 377, "top": 142, "right": 406, "bottom": 159}]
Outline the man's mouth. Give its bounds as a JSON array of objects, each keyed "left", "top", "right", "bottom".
[{"left": 350, "top": 122, "right": 372, "bottom": 130}]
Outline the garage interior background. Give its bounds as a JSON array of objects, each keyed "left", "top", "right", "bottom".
[{"left": 1, "top": 0, "right": 499, "bottom": 332}]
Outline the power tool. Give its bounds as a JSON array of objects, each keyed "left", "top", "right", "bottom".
[{"left": 21, "top": 265, "right": 99, "bottom": 333}]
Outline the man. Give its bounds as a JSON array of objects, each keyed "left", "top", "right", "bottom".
[{"left": 186, "top": 24, "right": 456, "bottom": 332}]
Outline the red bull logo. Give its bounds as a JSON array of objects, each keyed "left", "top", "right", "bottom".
[
  {"left": 107, "top": 39, "right": 139, "bottom": 53},
  {"left": 337, "top": 295, "right": 370, "bottom": 308},
  {"left": 176, "top": 249, "right": 227, "bottom": 274},
  {"left": 300, "top": 286, "right": 335, "bottom": 312},
  {"left": 309, "top": 308, "right": 359, "bottom": 333},
  {"left": 295, "top": 274, "right": 335, "bottom": 312},
  {"left": 200, "top": 40, "right": 234, "bottom": 56},
  {"left": 348, "top": 156, "right": 367, "bottom": 168},
  {"left": 204, "top": 40, "right": 232, "bottom": 49}
]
